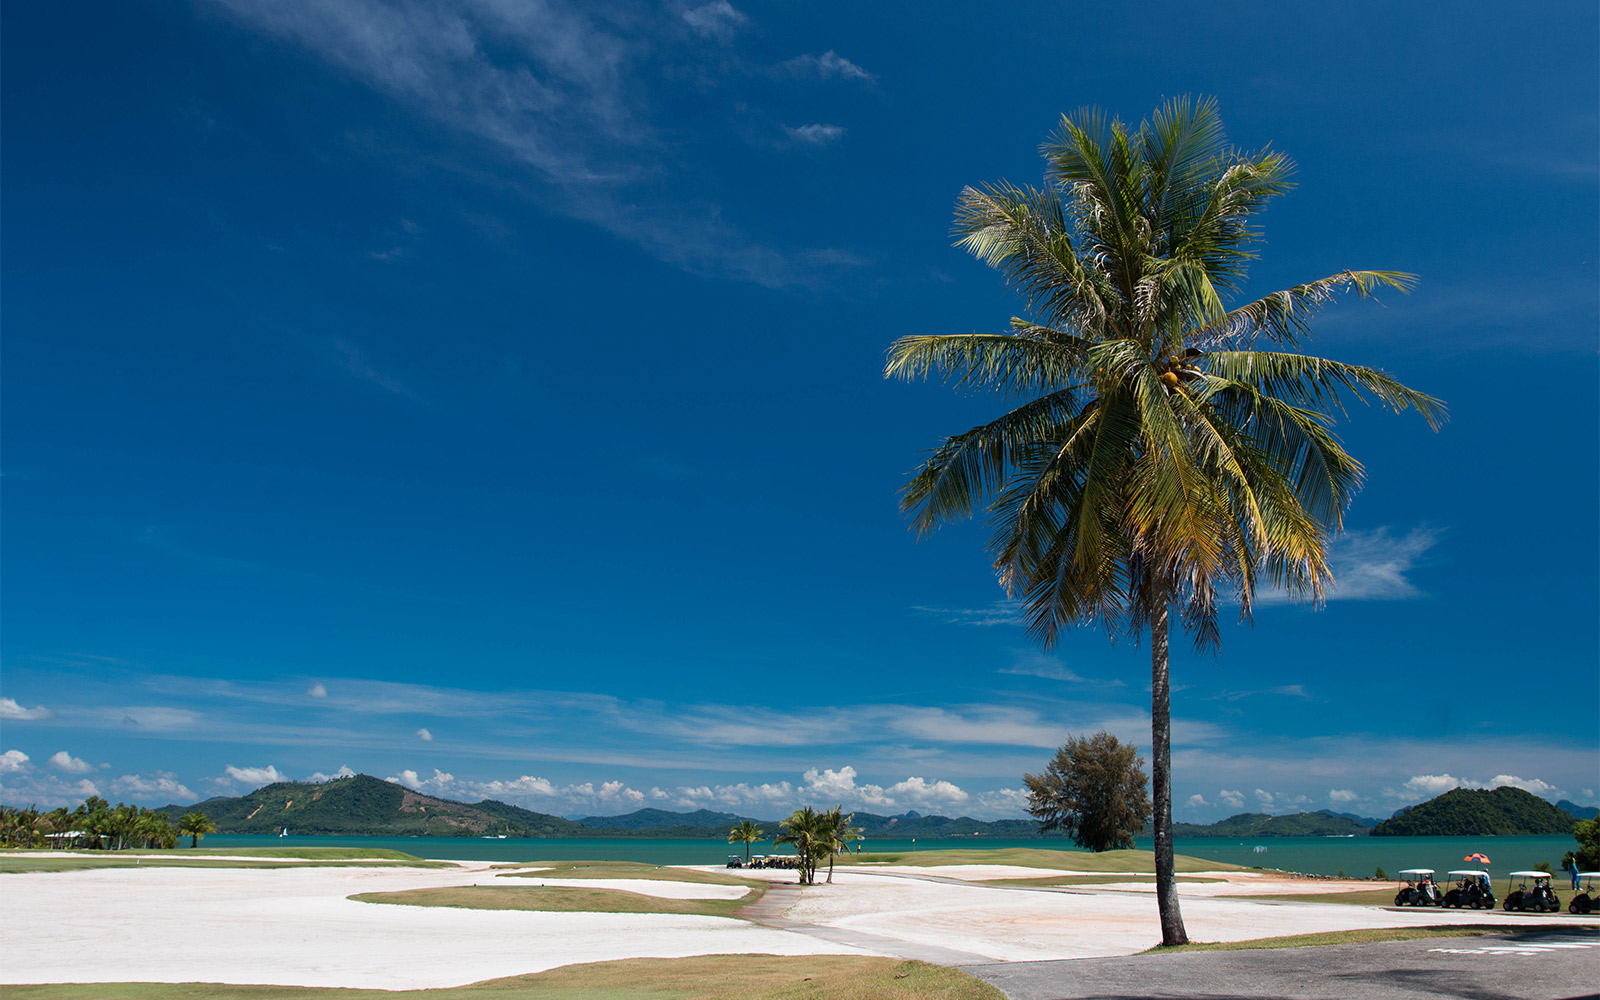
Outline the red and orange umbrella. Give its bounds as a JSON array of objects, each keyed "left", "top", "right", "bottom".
[{"left": 1465, "top": 853, "right": 1491, "bottom": 865}]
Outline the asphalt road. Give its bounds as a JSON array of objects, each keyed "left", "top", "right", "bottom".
[{"left": 965, "top": 928, "right": 1600, "bottom": 1000}]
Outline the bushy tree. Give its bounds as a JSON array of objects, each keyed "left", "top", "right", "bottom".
[
  {"left": 1024, "top": 732, "right": 1151, "bottom": 851},
  {"left": 1574, "top": 819, "right": 1600, "bottom": 870},
  {"left": 776, "top": 807, "right": 825, "bottom": 885}
]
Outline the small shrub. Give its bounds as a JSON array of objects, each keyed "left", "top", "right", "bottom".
[{"left": 1375, "top": 866, "right": 1388, "bottom": 880}]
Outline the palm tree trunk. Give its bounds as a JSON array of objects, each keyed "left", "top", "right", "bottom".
[{"left": 1150, "top": 586, "right": 1189, "bottom": 946}]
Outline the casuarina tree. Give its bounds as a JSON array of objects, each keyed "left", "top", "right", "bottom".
[
  {"left": 1025, "top": 731, "right": 1151, "bottom": 852},
  {"left": 887, "top": 97, "right": 1443, "bottom": 945}
]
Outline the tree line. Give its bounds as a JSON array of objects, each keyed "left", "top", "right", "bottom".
[{"left": 0, "top": 800, "right": 216, "bottom": 850}]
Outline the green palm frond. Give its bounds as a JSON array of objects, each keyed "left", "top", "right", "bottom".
[
  {"left": 885, "top": 330, "right": 1089, "bottom": 395},
  {"left": 889, "top": 99, "right": 1444, "bottom": 650},
  {"left": 1193, "top": 270, "right": 1417, "bottom": 348}
]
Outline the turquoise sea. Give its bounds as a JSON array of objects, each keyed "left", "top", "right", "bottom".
[{"left": 204, "top": 833, "right": 1577, "bottom": 881}]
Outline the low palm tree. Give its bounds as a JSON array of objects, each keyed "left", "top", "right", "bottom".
[
  {"left": 727, "top": 819, "right": 764, "bottom": 863},
  {"left": 776, "top": 807, "right": 823, "bottom": 885},
  {"left": 887, "top": 97, "right": 1442, "bottom": 945},
  {"left": 178, "top": 810, "right": 218, "bottom": 849}
]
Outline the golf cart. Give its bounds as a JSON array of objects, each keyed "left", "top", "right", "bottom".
[
  {"left": 726, "top": 855, "right": 744, "bottom": 869},
  {"left": 1443, "top": 870, "right": 1495, "bottom": 909},
  {"left": 1569, "top": 872, "right": 1599, "bottom": 914},
  {"left": 1395, "top": 869, "right": 1444, "bottom": 907},
  {"left": 1503, "top": 871, "right": 1561, "bottom": 912}
]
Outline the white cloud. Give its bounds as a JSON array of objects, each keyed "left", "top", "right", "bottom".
[
  {"left": 1186, "top": 793, "right": 1210, "bottom": 808},
  {"left": 0, "top": 774, "right": 101, "bottom": 808},
  {"left": 388, "top": 768, "right": 455, "bottom": 793},
  {"left": 681, "top": 0, "right": 746, "bottom": 40},
  {"left": 0, "top": 750, "right": 31, "bottom": 773},
  {"left": 0, "top": 697, "right": 54, "bottom": 720},
  {"left": 1329, "top": 788, "right": 1359, "bottom": 804},
  {"left": 798, "top": 765, "right": 969, "bottom": 812},
  {"left": 1259, "top": 526, "right": 1440, "bottom": 605},
  {"left": 1212, "top": 684, "right": 1312, "bottom": 702},
  {"left": 977, "top": 788, "right": 1030, "bottom": 817},
  {"left": 305, "top": 765, "right": 356, "bottom": 783},
  {"left": 306, "top": 682, "right": 328, "bottom": 699},
  {"left": 914, "top": 601, "right": 1026, "bottom": 627},
  {"left": 49, "top": 752, "right": 93, "bottom": 775},
  {"left": 785, "top": 124, "right": 845, "bottom": 146},
  {"left": 415, "top": 727, "right": 434, "bottom": 742},
  {"left": 1000, "top": 651, "right": 1125, "bottom": 687},
  {"left": 1218, "top": 789, "right": 1245, "bottom": 809},
  {"left": 781, "top": 50, "right": 873, "bottom": 82},
  {"left": 111, "top": 772, "right": 197, "bottom": 802},
  {"left": 1485, "top": 775, "right": 1563, "bottom": 797},
  {"left": 223, "top": 764, "right": 289, "bottom": 787}
]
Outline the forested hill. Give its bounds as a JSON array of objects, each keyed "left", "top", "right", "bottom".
[
  {"left": 1170, "top": 811, "right": 1374, "bottom": 838},
  {"left": 159, "top": 774, "right": 588, "bottom": 837},
  {"left": 1372, "top": 787, "right": 1578, "bottom": 836}
]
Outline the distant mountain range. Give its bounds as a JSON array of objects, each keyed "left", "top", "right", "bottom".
[
  {"left": 162, "top": 774, "right": 1593, "bottom": 840},
  {"left": 158, "top": 774, "right": 590, "bottom": 837},
  {"left": 1169, "top": 810, "right": 1376, "bottom": 838},
  {"left": 1372, "top": 787, "right": 1580, "bottom": 836}
]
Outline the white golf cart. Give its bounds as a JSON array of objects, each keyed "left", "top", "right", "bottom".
[
  {"left": 1569, "top": 872, "right": 1599, "bottom": 914},
  {"left": 1504, "top": 871, "right": 1561, "bottom": 912},
  {"left": 1395, "top": 868, "right": 1443, "bottom": 907},
  {"left": 1443, "top": 870, "right": 1494, "bottom": 909}
]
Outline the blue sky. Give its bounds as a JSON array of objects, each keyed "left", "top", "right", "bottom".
[{"left": 3, "top": 0, "right": 1596, "bottom": 822}]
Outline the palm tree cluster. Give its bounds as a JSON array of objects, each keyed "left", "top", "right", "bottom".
[
  {"left": 887, "top": 97, "right": 1442, "bottom": 945},
  {"left": 0, "top": 800, "right": 216, "bottom": 851},
  {"left": 776, "top": 806, "right": 862, "bottom": 885}
]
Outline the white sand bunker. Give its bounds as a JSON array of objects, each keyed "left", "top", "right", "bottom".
[{"left": 1, "top": 865, "right": 874, "bottom": 990}]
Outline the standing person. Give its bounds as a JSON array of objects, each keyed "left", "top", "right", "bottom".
[{"left": 1567, "top": 853, "right": 1581, "bottom": 891}]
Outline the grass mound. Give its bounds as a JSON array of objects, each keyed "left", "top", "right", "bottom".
[{"left": 351, "top": 883, "right": 761, "bottom": 919}]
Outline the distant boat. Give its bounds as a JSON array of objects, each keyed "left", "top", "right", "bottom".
[{"left": 279, "top": 828, "right": 288, "bottom": 838}]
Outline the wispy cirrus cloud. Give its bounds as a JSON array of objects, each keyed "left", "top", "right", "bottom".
[
  {"left": 203, "top": 0, "right": 860, "bottom": 287},
  {"left": 784, "top": 123, "right": 846, "bottom": 146},
  {"left": 1257, "top": 526, "right": 1441, "bottom": 605},
  {"left": 1000, "top": 651, "right": 1126, "bottom": 688},
  {"left": 913, "top": 600, "right": 1026, "bottom": 627},
  {"left": 781, "top": 50, "right": 874, "bottom": 82}
]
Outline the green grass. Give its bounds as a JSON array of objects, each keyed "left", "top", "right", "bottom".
[
  {"left": 498, "top": 861, "right": 763, "bottom": 888},
  {"left": 1143, "top": 924, "right": 1592, "bottom": 954},
  {"left": 0, "top": 847, "right": 422, "bottom": 860},
  {"left": 1233, "top": 887, "right": 1407, "bottom": 906},
  {"left": 0, "top": 956, "right": 1006, "bottom": 1000},
  {"left": 848, "top": 847, "right": 1243, "bottom": 874},
  {"left": 351, "top": 883, "right": 762, "bottom": 919}
]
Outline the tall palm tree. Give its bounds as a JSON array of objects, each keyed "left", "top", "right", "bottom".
[
  {"left": 727, "top": 819, "right": 765, "bottom": 863},
  {"left": 886, "top": 97, "right": 1443, "bottom": 946},
  {"left": 178, "top": 810, "right": 218, "bottom": 849}
]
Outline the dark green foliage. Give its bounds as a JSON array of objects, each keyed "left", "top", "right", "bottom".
[
  {"left": 1574, "top": 819, "right": 1600, "bottom": 870},
  {"left": 1375, "top": 866, "right": 1387, "bottom": 880},
  {"left": 1371, "top": 786, "right": 1577, "bottom": 836},
  {"left": 1171, "top": 811, "right": 1372, "bottom": 838},
  {"left": 1024, "top": 732, "right": 1151, "bottom": 852}
]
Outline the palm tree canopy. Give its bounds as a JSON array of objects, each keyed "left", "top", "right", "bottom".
[{"left": 886, "top": 97, "right": 1444, "bottom": 649}]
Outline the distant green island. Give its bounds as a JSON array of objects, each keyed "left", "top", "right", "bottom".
[
  {"left": 1372, "top": 786, "right": 1581, "bottom": 836},
  {"left": 158, "top": 774, "right": 1586, "bottom": 840}
]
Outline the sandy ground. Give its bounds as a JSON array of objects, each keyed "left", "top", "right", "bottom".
[
  {"left": 0, "top": 863, "right": 876, "bottom": 989},
  {"left": 3, "top": 858, "right": 1596, "bottom": 988}
]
